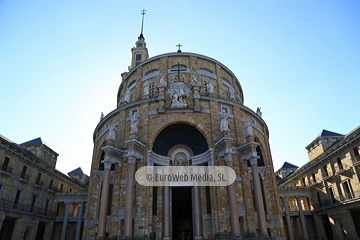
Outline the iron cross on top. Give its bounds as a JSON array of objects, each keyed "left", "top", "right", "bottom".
[{"left": 171, "top": 62, "right": 187, "bottom": 79}]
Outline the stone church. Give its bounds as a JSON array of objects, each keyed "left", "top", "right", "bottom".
[{"left": 83, "top": 18, "right": 285, "bottom": 240}]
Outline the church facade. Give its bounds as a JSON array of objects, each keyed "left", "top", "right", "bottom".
[{"left": 83, "top": 31, "right": 285, "bottom": 240}]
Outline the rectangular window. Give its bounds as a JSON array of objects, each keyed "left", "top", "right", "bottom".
[
  {"left": 135, "top": 54, "right": 141, "bottom": 61},
  {"left": 60, "top": 184, "right": 64, "bottom": 192},
  {"left": 327, "top": 186, "right": 335, "bottom": 203},
  {"left": 342, "top": 180, "right": 354, "bottom": 200},
  {"left": 36, "top": 173, "right": 41, "bottom": 184},
  {"left": 323, "top": 165, "right": 328, "bottom": 177},
  {"left": 49, "top": 179, "right": 53, "bottom": 189},
  {"left": 206, "top": 186, "right": 211, "bottom": 214},
  {"left": 107, "top": 184, "right": 113, "bottom": 216},
  {"left": 152, "top": 187, "right": 157, "bottom": 215},
  {"left": 21, "top": 166, "right": 27, "bottom": 178},
  {"left": 45, "top": 199, "right": 50, "bottom": 215},
  {"left": 353, "top": 147, "right": 360, "bottom": 162},
  {"left": 337, "top": 157, "right": 343, "bottom": 170},
  {"left": 302, "top": 177, "right": 306, "bottom": 186},
  {"left": 31, "top": 194, "right": 37, "bottom": 212},
  {"left": 56, "top": 203, "right": 61, "bottom": 216},
  {"left": 316, "top": 192, "right": 322, "bottom": 207},
  {"left": 137, "top": 43, "right": 143, "bottom": 48},
  {"left": 13, "top": 189, "right": 22, "bottom": 209},
  {"left": 312, "top": 172, "right": 316, "bottom": 182},
  {"left": 2, "top": 157, "right": 10, "bottom": 171},
  {"left": 70, "top": 188, "right": 72, "bottom": 193}
]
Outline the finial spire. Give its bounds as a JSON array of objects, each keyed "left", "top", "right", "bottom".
[
  {"left": 139, "top": 9, "right": 146, "bottom": 40},
  {"left": 176, "top": 43, "right": 182, "bottom": 53}
]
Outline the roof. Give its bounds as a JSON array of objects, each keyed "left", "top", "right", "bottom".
[
  {"left": 281, "top": 161, "right": 298, "bottom": 169},
  {"left": 68, "top": 167, "right": 84, "bottom": 175},
  {"left": 21, "top": 137, "right": 49, "bottom": 146},
  {"left": 317, "top": 129, "right": 344, "bottom": 138}
]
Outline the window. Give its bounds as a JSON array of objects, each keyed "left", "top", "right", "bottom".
[
  {"left": 13, "top": 189, "right": 22, "bottom": 208},
  {"left": 316, "top": 192, "right": 322, "bottom": 207},
  {"left": 49, "top": 179, "right": 53, "bottom": 189},
  {"left": 152, "top": 187, "right": 157, "bottom": 215},
  {"left": 341, "top": 180, "right": 353, "bottom": 200},
  {"left": 36, "top": 173, "right": 41, "bottom": 184},
  {"left": 337, "top": 157, "right": 343, "bottom": 170},
  {"left": 312, "top": 172, "right": 316, "bottom": 182},
  {"left": 289, "top": 170, "right": 294, "bottom": 173},
  {"left": 206, "top": 186, "right": 211, "bottom": 214},
  {"left": 2, "top": 157, "right": 10, "bottom": 171},
  {"left": 136, "top": 54, "right": 141, "bottom": 61},
  {"left": 30, "top": 195, "right": 37, "bottom": 212},
  {"left": 353, "top": 147, "right": 360, "bottom": 162},
  {"left": 332, "top": 138, "right": 337, "bottom": 142},
  {"left": 20, "top": 166, "right": 27, "bottom": 179},
  {"left": 56, "top": 203, "right": 61, "bottom": 216},
  {"left": 323, "top": 139, "right": 328, "bottom": 142},
  {"left": 327, "top": 186, "right": 335, "bottom": 204},
  {"left": 70, "top": 188, "right": 72, "bottom": 193},
  {"left": 282, "top": 170, "right": 287, "bottom": 173},
  {"left": 323, "top": 165, "right": 328, "bottom": 177},
  {"left": 60, "top": 184, "right": 64, "bottom": 192},
  {"left": 44, "top": 199, "right": 50, "bottom": 215},
  {"left": 137, "top": 43, "right": 143, "bottom": 48},
  {"left": 302, "top": 177, "right": 306, "bottom": 186}
]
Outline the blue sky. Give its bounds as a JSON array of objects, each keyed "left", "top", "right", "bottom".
[{"left": 1, "top": 1, "right": 359, "bottom": 175}]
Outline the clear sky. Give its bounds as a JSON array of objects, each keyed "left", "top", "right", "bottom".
[{"left": 1, "top": 1, "right": 359, "bottom": 175}]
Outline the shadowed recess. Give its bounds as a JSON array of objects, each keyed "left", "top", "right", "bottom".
[{"left": 152, "top": 123, "right": 208, "bottom": 156}]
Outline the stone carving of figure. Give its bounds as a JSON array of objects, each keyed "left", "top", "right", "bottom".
[
  {"left": 143, "top": 80, "right": 149, "bottom": 96},
  {"left": 207, "top": 80, "right": 214, "bottom": 94},
  {"left": 130, "top": 115, "right": 139, "bottom": 134},
  {"left": 220, "top": 112, "right": 229, "bottom": 132},
  {"left": 229, "top": 86, "right": 235, "bottom": 100},
  {"left": 256, "top": 107, "right": 262, "bottom": 117},
  {"left": 108, "top": 123, "right": 116, "bottom": 141},
  {"left": 123, "top": 88, "right": 131, "bottom": 103},
  {"left": 159, "top": 73, "right": 167, "bottom": 85},
  {"left": 171, "top": 89, "right": 187, "bottom": 107},
  {"left": 244, "top": 118, "right": 253, "bottom": 136},
  {"left": 100, "top": 112, "right": 104, "bottom": 121},
  {"left": 190, "top": 71, "right": 200, "bottom": 85}
]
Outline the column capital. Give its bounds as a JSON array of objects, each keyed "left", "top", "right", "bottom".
[
  {"left": 248, "top": 156, "right": 260, "bottom": 166},
  {"left": 128, "top": 156, "right": 137, "bottom": 165},
  {"left": 224, "top": 153, "right": 233, "bottom": 162},
  {"left": 102, "top": 156, "right": 116, "bottom": 170}
]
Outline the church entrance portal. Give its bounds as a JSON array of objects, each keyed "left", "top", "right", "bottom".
[{"left": 172, "top": 187, "right": 193, "bottom": 240}]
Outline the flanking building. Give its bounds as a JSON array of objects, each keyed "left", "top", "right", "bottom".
[
  {"left": 278, "top": 126, "right": 360, "bottom": 240},
  {"left": 0, "top": 135, "right": 88, "bottom": 240}
]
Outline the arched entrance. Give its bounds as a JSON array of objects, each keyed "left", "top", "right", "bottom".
[{"left": 152, "top": 123, "right": 208, "bottom": 240}]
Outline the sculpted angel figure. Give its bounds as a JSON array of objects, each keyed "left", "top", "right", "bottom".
[
  {"left": 207, "top": 80, "right": 214, "bottom": 93},
  {"left": 130, "top": 114, "right": 139, "bottom": 134},
  {"left": 159, "top": 73, "right": 167, "bottom": 85},
  {"left": 256, "top": 107, "right": 262, "bottom": 117},
  {"left": 229, "top": 86, "right": 235, "bottom": 100},
  {"left": 123, "top": 88, "right": 131, "bottom": 103},
  {"left": 190, "top": 71, "right": 200, "bottom": 85},
  {"left": 220, "top": 112, "right": 229, "bottom": 131},
  {"left": 143, "top": 80, "right": 149, "bottom": 95},
  {"left": 244, "top": 118, "right": 253, "bottom": 136},
  {"left": 108, "top": 123, "right": 116, "bottom": 141}
]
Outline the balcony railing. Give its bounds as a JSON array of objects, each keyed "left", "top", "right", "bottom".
[
  {"left": 35, "top": 180, "right": 44, "bottom": 188},
  {"left": 0, "top": 199, "right": 55, "bottom": 217},
  {"left": 19, "top": 173, "right": 30, "bottom": 182},
  {"left": 0, "top": 165, "right": 13, "bottom": 174},
  {"left": 313, "top": 190, "right": 360, "bottom": 209},
  {"left": 334, "top": 164, "right": 351, "bottom": 175},
  {"left": 322, "top": 171, "right": 333, "bottom": 180}
]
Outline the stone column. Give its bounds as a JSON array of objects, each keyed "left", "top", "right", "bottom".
[
  {"left": 75, "top": 202, "right": 84, "bottom": 240},
  {"left": 124, "top": 156, "right": 136, "bottom": 239},
  {"left": 97, "top": 157, "right": 113, "bottom": 240},
  {"left": 249, "top": 156, "right": 268, "bottom": 238},
  {"left": 225, "top": 154, "right": 241, "bottom": 240},
  {"left": 296, "top": 196, "right": 309, "bottom": 240},
  {"left": 282, "top": 196, "right": 294, "bottom": 240},
  {"left": 61, "top": 201, "right": 71, "bottom": 240},
  {"left": 193, "top": 186, "right": 203, "bottom": 240},
  {"left": 162, "top": 186, "right": 170, "bottom": 240}
]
